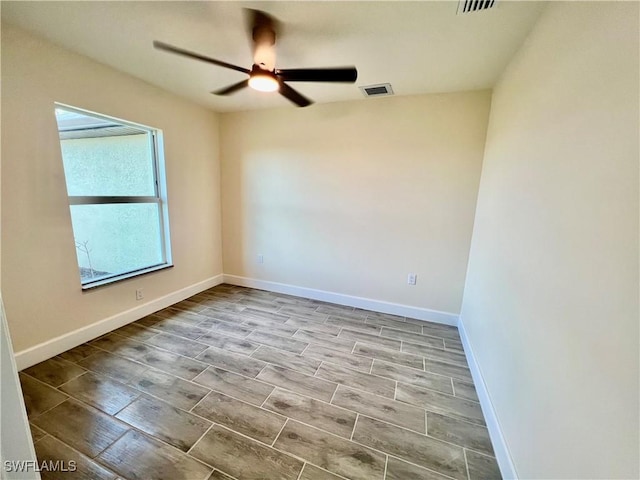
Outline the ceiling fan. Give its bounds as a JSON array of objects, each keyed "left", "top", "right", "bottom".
[{"left": 153, "top": 9, "right": 358, "bottom": 107}]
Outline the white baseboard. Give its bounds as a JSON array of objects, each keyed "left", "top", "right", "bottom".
[
  {"left": 14, "top": 273, "right": 458, "bottom": 369},
  {"left": 458, "top": 316, "right": 517, "bottom": 479},
  {"left": 223, "top": 274, "right": 459, "bottom": 326},
  {"left": 14, "top": 274, "right": 224, "bottom": 370}
]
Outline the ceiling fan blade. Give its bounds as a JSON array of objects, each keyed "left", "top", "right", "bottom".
[
  {"left": 245, "top": 9, "right": 278, "bottom": 71},
  {"left": 278, "top": 81, "right": 313, "bottom": 107},
  {"left": 247, "top": 9, "right": 278, "bottom": 42},
  {"left": 211, "top": 80, "right": 250, "bottom": 96},
  {"left": 153, "top": 41, "right": 250, "bottom": 75},
  {"left": 277, "top": 67, "right": 358, "bottom": 83}
]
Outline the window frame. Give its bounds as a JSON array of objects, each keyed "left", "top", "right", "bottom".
[{"left": 55, "top": 103, "right": 173, "bottom": 290}]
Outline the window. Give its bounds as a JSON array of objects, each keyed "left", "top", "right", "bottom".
[{"left": 55, "top": 105, "right": 172, "bottom": 289}]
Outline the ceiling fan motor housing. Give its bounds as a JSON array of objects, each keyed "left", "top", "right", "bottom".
[{"left": 252, "top": 25, "right": 276, "bottom": 46}]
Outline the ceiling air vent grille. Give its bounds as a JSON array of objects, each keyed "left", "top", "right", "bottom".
[
  {"left": 359, "top": 83, "right": 394, "bottom": 98},
  {"left": 458, "top": 0, "right": 497, "bottom": 14}
]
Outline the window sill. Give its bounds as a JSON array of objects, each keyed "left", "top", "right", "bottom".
[{"left": 81, "top": 263, "right": 173, "bottom": 290}]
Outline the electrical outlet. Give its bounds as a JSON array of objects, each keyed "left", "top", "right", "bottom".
[
  {"left": 407, "top": 273, "right": 417, "bottom": 285},
  {"left": 136, "top": 288, "right": 144, "bottom": 301},
  {"left": 257, "top": 254, "right": 264, "bottom": 264}
]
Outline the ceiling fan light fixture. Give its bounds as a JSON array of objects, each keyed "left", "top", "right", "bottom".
[{"left": 248, "top": 67, "right": 279, "bottom": 92}]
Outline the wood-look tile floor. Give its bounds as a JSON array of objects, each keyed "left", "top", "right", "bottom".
[{"left": 20, "top": 284, "right": 502, "bottom": 480}]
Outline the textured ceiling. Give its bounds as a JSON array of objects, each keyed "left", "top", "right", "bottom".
[{"left": 1, "top": 1, "right": 545, "bottom": 112}]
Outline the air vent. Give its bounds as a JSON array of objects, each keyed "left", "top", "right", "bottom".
[
  {"left": 359, "top": 83, "right": 394, "bottom": 98},
  {"left": 457, "top": 0, "right": 497, "bottom": 14}
]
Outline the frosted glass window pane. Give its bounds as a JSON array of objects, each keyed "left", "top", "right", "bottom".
[
  {"left": 59, "top": 134, "right": 156, "bottom": 196},
  {"left": 70, "top": 204, "right": 163, "bottom": 283}
]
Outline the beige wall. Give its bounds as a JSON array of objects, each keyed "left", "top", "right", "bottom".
[
  {"left": 1, "top": 24, "right": 223, "bottom": 353},
  {"left": 461, "top": 2, "right": 639, "bottom": 478},
  {"left": 1, "top": 22, "right": 40, "bottom": 477},
  {"left": 220, "top": 92, "right": 491, "bottom": 315}
]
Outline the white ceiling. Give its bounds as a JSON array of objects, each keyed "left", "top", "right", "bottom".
[{"left": 1, "top": 1, "right": 546, "bottom": 112}]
